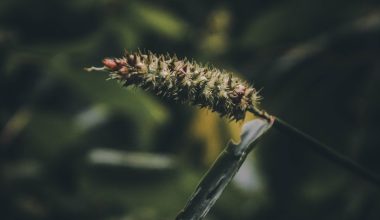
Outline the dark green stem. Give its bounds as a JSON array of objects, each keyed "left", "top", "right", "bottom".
[
  {"left": 249, "top": 107, "right": 380, "bottom": 187},
  {"left": 273, "top": 117, "right": 380, "bottom": 186}
]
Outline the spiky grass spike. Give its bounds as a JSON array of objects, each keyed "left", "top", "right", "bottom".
[{"left": 86, "top": 51, "right": 261, "bottom": 121}]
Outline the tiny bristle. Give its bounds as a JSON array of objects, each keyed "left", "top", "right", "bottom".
[{"left": 89, "top": 51, "right": 261, "bottom": 121}]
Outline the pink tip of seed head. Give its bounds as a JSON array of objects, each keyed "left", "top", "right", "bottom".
[{"left": 103, "top": 58, "right": 118, "bottom": 70}]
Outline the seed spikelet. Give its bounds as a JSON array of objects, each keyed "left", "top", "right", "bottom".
[{"left": 86, "top": 51, "right": 261, "bottom": 121}]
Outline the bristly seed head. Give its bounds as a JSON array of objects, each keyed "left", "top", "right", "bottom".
[{"left": 87, "top": 51, "right": 261, "bottom": 121}]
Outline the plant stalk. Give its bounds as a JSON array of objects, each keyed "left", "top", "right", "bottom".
[{"left": 249, "top": 107, "right": 380, "bottom": 187}]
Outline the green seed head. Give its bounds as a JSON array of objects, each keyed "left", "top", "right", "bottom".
[{"left": 87, "top": 51, "right": 261, "bottom": 121}]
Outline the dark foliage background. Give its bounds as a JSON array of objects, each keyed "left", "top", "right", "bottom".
[{"left": 1, "top": 0, "right": 380, "bottom": 219}]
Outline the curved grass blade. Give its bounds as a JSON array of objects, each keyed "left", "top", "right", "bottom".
[{"left": 176, "top": 118, "right": 273, "bottom": 220}]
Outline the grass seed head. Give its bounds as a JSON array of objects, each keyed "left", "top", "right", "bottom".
[{"left": 87, "top": 51, "right": 261, "bottom": 121}]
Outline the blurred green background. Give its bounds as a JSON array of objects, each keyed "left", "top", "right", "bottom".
[{"left": 1, "top": 0, "right": 380, "bottom": 219}]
